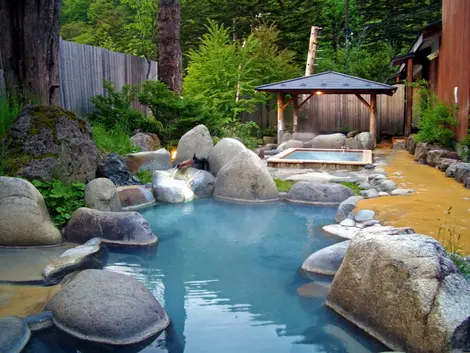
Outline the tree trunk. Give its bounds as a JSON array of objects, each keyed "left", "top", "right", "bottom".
[
  {"left": 0, "top": 0, "right": 61, "bottom": 105},
  {"left": 158, "top": 0, "right": 182, "bottom": 95}
]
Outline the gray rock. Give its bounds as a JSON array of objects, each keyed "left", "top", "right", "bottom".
[
  {"left": 335, "top": 196, "right": 364, "bottom": 223},
  {"left": 414, "top": 142, "right": 438, "bottom": 164},
  {"left": 355, "top": 132, "right": 375, "bottom": 150},
  {"left": 24, "top": 311, "right": 53, "bottom": 332},
  {"left": 0, "top": 176, "right": 61, "bottom": 246},
  {"left": 130, "top": 132, "right": 161, "bottom": 152},
  {"left": 438, "top": 158, "right": 459, "bottom": 172},
  {"left": 311, "top": 133, "right": 346, "bottom": 149},
  {"left": 378, "top": 191, "right": 390, "bottom": 197},
  {"left": 345, "top": 137, "right": 360, "bottom": 149},
  {"left": 375, "top": 180, "right": 397, "bottom": 193},
  {"left": 44, "top": 269, "right": 169, "bottom": 345},
  {"left": 0, "top": 316, "right": 31, "bottom": 353},
  {"left": 464, "top": 177, "right": 470, "bottom": 189},
  {"left": 347, "top": 130, "right": 360, "bottom": 138},
  {"left": 406, "top": 135, "right": 417, "bottom": 154},
  {"left": 359, "top": 189, "right": 379, "bottom": 199},
  {"left": 117, "top": 185, "right": 156, "bottom": 209},
  {"left": 446, "top": 163, "right": 460, "bottom": 178},
  {"left": 98, "top": 153, "right": 141, "bottom": 186},
  {"left": 426, "top": 150, "right": 449, "bottom": 167},
  {"left": 354, "top": 209, "right": 375, "bottom": 222},
  {"left": 85, "top": 178, "right": 122, "bottom": 212},
  {"left": 281, "top": 132, "right": 293, "bottom": 142},
  {"left": 326, "top": 232, "right": 470, "bottom": 353},
  {"left": 124, "top": 149, "right": 171, "bottom": 174},
  {"left": 5, "top": 105, "right": 98, "bottom": 183},
  {"left": 392, "top": 141, "right": 406, "bottom": 150},
  {"left": 208, "top": 138, "right": 246, "bottom": 175},
  {"left": 152, "top": 170, "right": 195, "bottom": 203},
  {"left": 358, "top": 182, "right": 371, "bottom": 189},
  {"left": 364, "top": 164, "right": 376, "bottom": 170},
  {"left": 214, "top": 150, "right": 278, "bottom": 202},
  {"left": 175, "top": 167, "right": 215, "bottom": 198},
  {"left": 322, "top": 224, "right": 360, "bottom": 240},
  {"left": 356, "top": 220, "right": 380, "bottom": 228},
  {"left": 340, "top": 218, "right": 356, "bottom": 227},
  {"left": 302, "top": 241, "right": 351, "bottom": 276},
  {"left": 285, "top": 182, "right": 354, "bottom": 205},
  {"left": 390, "top": 188, "right": 411, "bottom": 196},
  {"left": 175, "top": 124, "right": 213, "bottom": 163},
  {"left": 64, "top": 208, "right": 157, "bottom": 246},
  {"left": 41, "top": 239, "right": 103, "bottom": 280},
  {"left": 455, "top": 164, "right": 470, "bottom": 183},
  {"left": 279, "top": 139, "right": 304, "bottom": 151},
  {"left": 323, "top": 224, "right": 414, "bottom": 240},
  {"left": 293, "top": 132, "right": 316, "bottom": 141}
]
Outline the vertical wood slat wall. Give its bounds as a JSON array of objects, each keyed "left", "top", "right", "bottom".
[{"left": 58, "top": 38, "right": 158, "bottom": 116}]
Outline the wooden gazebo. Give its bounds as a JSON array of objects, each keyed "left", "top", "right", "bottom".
[{"left": 255, "top": 71, "right": 397, "bottom": 142}]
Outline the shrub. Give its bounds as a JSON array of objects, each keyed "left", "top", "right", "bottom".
[
  {"left": 413, "top": 82, "right": 458, "bottom": 146},
  {"left": 31, "top": 179, "right": 85, "bottom": 228},
  {"left": 274, "top": 178, "right": 295, "bottom": 192},
  {"left": 91, "top": 124, "right": 140, "bottom": 155},
  {"left": 339, "top": 181, "right": 361, "bottom": 196},
  {"left": 219, "top": 119, "right": 261, "bottom": 149},
  {"left": 136, "top": 170, "right": 153, "bottom": 184}
]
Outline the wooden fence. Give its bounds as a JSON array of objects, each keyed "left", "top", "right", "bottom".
[
  {"left": 242, "top": 84, "right": 406, "bottom": 136},
  {"left": 59, "top": 39, "right": 158, "bottom": 116}
]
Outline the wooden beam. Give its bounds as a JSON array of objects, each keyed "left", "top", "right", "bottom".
[
  {"left": 282, "top": 97, "right": 293, "bottom": 110},
  {"left": 355, "top": 94, "right": 370, "bottom": 109},
  {"left": 277, "top": 92, "right": 285, "bottom": 143},
  {"left": 370, "top": 93, "right": 377, "bottom": 146},
  {"left": 298, "top": 94, "right": 312, "bottom": 109},
  {"left": 293, "top": 94, "right": 299, "bottom": 133},
  {"left": 405, "top": 57, "right": 413, "bottom": 136}
]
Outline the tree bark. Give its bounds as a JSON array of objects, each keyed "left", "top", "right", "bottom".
[
  {"left": 158, "top": 0, "right": 182, "bottom": 95},
  {"left": 0, "top": 0, "right": 61, "bottom": 105}
]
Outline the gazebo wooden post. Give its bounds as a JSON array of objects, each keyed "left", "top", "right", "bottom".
[
  {"left": 277, "top": 92, "right": 285, "bottom": 142},
  {"left": 370, "top": 93, "right": 377, "bottom": 146},
  {"left": 293, "top": 94, "right": 299, "bottom": 133},
  {"left": 405, "top": 57, "right": 413, "bottom": 136}
]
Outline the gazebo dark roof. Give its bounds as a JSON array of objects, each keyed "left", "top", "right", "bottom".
[{"left": 255, "top": 70, "right": 396, "bottom": 96}]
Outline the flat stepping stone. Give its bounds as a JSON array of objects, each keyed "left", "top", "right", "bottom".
[
  {"left": 322, "top": 225, "right": 360, "bottom": 240},
  {"left": 0, "top": 316, "right": 31, "bottom": 353},
  {"left": 355, "top": 209, "right": 375, "bottom": 222},
  {"left": 302, "top": 241, "right": 351, "bottom": 276}
]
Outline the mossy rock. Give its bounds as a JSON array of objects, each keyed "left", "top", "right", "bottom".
[{"left": 3, "top": 105, "right": 98, "bottom": 184}]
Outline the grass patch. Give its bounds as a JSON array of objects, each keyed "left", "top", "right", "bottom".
[
  {"left": 91, "top": 124, "right": 140, "bottom": 156},
  {"left": 339, "top": 181, "right": 361, "bottom": 195},
  {"left": 136, "top": 170, "right": 153, "bottom": 184},
  {"left": 274, "top": 178, "right": 295, "bottom": 192}
]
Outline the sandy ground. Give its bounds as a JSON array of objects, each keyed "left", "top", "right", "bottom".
[{"left": 357, "top": 149, "right": 470, "bottom": 254}]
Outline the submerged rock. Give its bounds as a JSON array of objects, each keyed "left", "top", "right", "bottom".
[
  {"left": 326, "top": 232, "right": 470, "bottom": 353},
  {"left": 285, "top": 182, "right": 353, "bottom": 205},
  {"left": 44, "top": 269, "right": 170, "bottom": 345},
  {"left": 0, "top": 176, "right": 61, "bottom": 246},
  {"left": 302, "top": 241, "right": 350, "bottom": 276},
  {"left": 85, "top": 178, "right": 122, "bottom": 212},
  {"left": 0, "top": 316, "right": 31, "bottom": 353},
  {"left": 208, "top": 138, "right": 246, "bottom": 176},
  {"left": 214, "top": 149, "right": 278, "bottom": 202},
  {"left": 335, "top": 196, "right": 364, "bottom": 223},
  {"left": 64, "top": 208, "right": 157, "bottom": 246},
  {"left": 175, "top": 124, "right": 213, "bottom": 164}
]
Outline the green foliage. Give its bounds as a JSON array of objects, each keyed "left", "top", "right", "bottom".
[
  {"left": 136, "top": 170, "right": 153, "bottom": 184},
  {"left": 412, "top": 82, "right": 458, "bottom": 146},
  {"left": 91, "top": 124, "right": 140, "bottom": 155},
  {"left": 459, "top": 115, "right": 470, "bottom": 161},
  {"left": 339, "top": 181, "right": 361, "bottom": 195},
  {"left": 31, "top": 179, "right": 86, "bottom": 228},
  {"left": 274, "top": 178, "right": 295, "bottom": 192},
  {"left": 219, "top": 119, "right": 261, "bottom": 149}
]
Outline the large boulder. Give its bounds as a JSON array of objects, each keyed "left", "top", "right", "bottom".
[
  {"left": 175, "top": 124, "right": 213, "bottom": 163},
  {"left": 302, "top": 241, "right": 350, "bottom": 276},
  {"left": 97, "top": 153, "right": 141, "bottom": 186},
  {"left": 4, "top": 105, "right": 97, "bottom": 183},
  {"left": 279, "top": 139, "right": 304, "bottom": 151},
  {"left": 84, "top": 178, "right": 122, "bottom": 212},
  {"left": 426, "top": 149, "right": 458, "bottom": 167},
  {"left": 124, "top": 149, "right": 172, "bottom": 175},
  {"left": 345, "top": 138, "right": 360, "bottom": 149},
  {"left": 281, "top": 132, "right": 292, "bottom": 142},
  {"left": 293, "top": 132, "right": 316, "bottom": 142},
  {"left": 208, "top": 138, "right": 246, "bottom": 175},
  {"left": 63, "top": 208, "right": 157, "bottom": 246},
  {"left": 406, "top": 135, "right": 417, "bottom": 154},
  {"left": 0, "top": 176, "right": 61, "bottom": 246},
  {"left": 354, "top": 132, "right": 374, "bottom": 150},
  {"left": 130, "top": 132, "right": 161, "bottom": 152},
  {"left": 335, "top": 196, "right": 364, "bottom": 223},
  {"left": 175, "top": 167, "right": 215, "bottom": 198},
  {"left": 414, "top": 142, "right": 437, "bottom": 164},
  {"left": 311, "top": 133, "right": 346, "bottom": 149},
  {"left": 285, "top": 182, "right": 354, "bottom": 205},
  {"left": 0, "top": 316, "right": 31, "bottom": 353},
  {"left": 455, "top": 163, "right": 470, "bottom": 183},
  {"left": 117, "top": 185, "right": 156, "bottom": 209},
  {"left": 44, "top": 269, "right": 169, "bottom": 345},
  {"left": 214, "top": 149, "right": 278, "bottom": 202},
  {"left": 152, "top": 170, "right": 195, "bottom": 203},
  {"left": 438, "top": 158, "right": 459, "bottom": 172},
  {"left": 326, "top": 232, "right": 470, "bottom": 353}
]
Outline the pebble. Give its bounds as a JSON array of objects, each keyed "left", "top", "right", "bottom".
[{"left": 378, "top": 192, "right": 390, "bottom": 197}]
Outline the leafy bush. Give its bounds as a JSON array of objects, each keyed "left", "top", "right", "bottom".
[
  {"left": 413, "top": 82, "right": 458, "bottom": 146},
  {"left": 31, "top": 179, "right": 85, "bottom": 228},
  {"left": 136, "top": 170, "right": 153, "bottom": 184},
  {"left": 274, "top": 178, "right": 295, "bottom": 192},
  {"left": 91, "top": 124, "right": 140, "bottom": 155},
  {"left": 339, "top": 181, "right": 361, "bottom": 195},
  {"left": 219, "top": 119, "right": 261, "bottom": 149}
]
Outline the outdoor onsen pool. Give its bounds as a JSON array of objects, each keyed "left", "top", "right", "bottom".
[
  {"left": 267, "top": 148, "right": 373, "bottom": 170},
  {"left": 26, "top": 199, "right": 386, "bottom": 353}
]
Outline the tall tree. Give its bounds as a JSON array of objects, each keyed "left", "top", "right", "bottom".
[
  {"left": 0, "top": 0, "right": 61, "bottom": 104},
  {"left": 158, "top": 0, "right": 183, "bottom": 94}
]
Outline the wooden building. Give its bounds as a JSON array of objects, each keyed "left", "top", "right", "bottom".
[{"left": 391, "top": 0, "right": 470, "bottom": 141}]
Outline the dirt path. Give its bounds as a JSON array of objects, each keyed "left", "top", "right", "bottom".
[{"left": 357, "top": 150, "right": 470, "bottom": 254}]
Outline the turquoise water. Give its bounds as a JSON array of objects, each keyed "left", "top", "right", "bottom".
[
  {"left": 26, "top": 199, "right": 385, "bottom": 352},
  {"left": 284, "top": 150, "right": 364, "bottom": 162}
]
